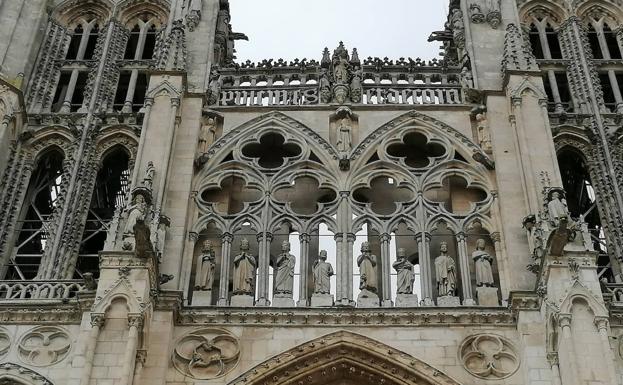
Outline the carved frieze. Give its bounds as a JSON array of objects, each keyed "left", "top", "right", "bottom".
[{"left": 172, "top": 328, "right": 241, "bottom": 379}]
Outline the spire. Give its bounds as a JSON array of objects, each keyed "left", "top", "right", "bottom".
[{"left": 502, "top": 23, "right": 539, "bottom": 77}]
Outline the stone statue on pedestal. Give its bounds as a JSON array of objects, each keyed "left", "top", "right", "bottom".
[
  {"left": 434, "top": 241, "right": 457, "bottom": 297},
  {"left": 547, "top": 191, "right": 570, "bottom": 227},
  {"left": 274, "top": 241, "right": 296, "bottom": 296},
  {"left": 195, "top": 240, "right": 216, "bottom": 291},
  {"left": 472, "top": 239, "right": 494, "bottom": 287},
  {"left": 357, "top": 242, "right": 378, "bottom": 293},
  {"left": 124, "top": 194, "right": 147, "bottom": 236},
  {"left": 312, "top": 250, "right": 333, "bottom": 294},
  {"left": 198, "top": 117, "right": 217, "bottom": 154},
  {"left": 393, "top": 248, "right": 414, "bottom": 294},
  {"left": 336, "top": 117, "right": 352, "bottom": 153},
  {"left": 232, "top": 239, "right": 256, "bottom": 295}
]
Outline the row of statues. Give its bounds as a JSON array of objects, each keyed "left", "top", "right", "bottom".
[{"left": 194, "top": 238, "right": 497, "bottom": 299}]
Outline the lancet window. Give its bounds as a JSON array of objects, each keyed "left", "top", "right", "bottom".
[
  {"left": 191, "top": 116, "right": 500, "bottom": 308},
  {"left": 4, "top": 150, "right": 64, "bottom": 280},
  {"left": 76, "top": 148, "right": 131, "bottom": 279}
]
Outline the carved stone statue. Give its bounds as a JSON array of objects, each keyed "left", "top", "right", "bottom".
[
  {"left": 123, "top": 194, "right": 147, "bottom": 235},
  {"left": 434, "top": 241, "right": 457, "bottom": 297},
  {"left": 198, "top": 117, "right": 217, "bottom": 154},
  {"left": 333, "top": 55, "right": 350, "bottom": 85},
  {"left": 476, "top": 112, "right": 492, "bottom": 153},
  {"left": 274, "top": 241, "right": 296, "bottom": 296},
  {"left": 143, "top": 161, "right": 155, "bottom": 190},
  {"left": 195, "top": 240, "right": 216, "bottom": 291},
  {"left": 357, "top": 242, "right": 378, "bottom": 293},
  {"left": 350, "top": 69, "right": 362, "bottom": 103},
  {"left": 312, "top": 250, "right": 334, "bottom": 294},
  {"left": 472, "top": 239, "right": 495, "bottom": 287},
  {"left": 336, "top": 117, "right": 352, "bottom": 153},
  {"left": 319, "top": 69, "right": 332, "bottom": 104},
  {"left": 547, "top": 191, "right": 570, "bottom": 226},
  {"left": 232, "top": 239, "right": 256, "bottom": 295},
  {"left": 393, "top": 248, "right": 415, "bottom": 294},
  {"left": 207, "top": 68, "right": 221, "bottom": 105},
  {"left": 151, "top": 216, "right": 169, "bottom": 262}
]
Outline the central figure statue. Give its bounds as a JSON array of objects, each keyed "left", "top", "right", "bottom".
[
  {"left": 232, "top": 239, "right": 257, "bottom": 295},
  {"left": 434, "top": 241, "right": 457, "bottom": 297},
  {"left": 274, "top": 241, "right": 296, "bottom": 296},
  {"left": 357, "top": 241, "right": 378, "bottom": 293}
]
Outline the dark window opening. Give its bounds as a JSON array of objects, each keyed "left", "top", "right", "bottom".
[
  {"left": 543, "top": 74, "right": 555, "bottom": 111},
  {"left": 52, "top": 72, "right": 72, "bottom": 112},
  {"left": 557, "top": 148, "right": 611, "bottom": 280},
  {"left": 83, "top": 24, "right": 99, "bottom": 60},
  {"left": 529, "top": 24, "right": 545, "bottom": 59},
  {"left": 545, "top": 25, "right": 562, "bottom": 59},
  {"left": 76, "top": 148, "right": 130, "bottom": 279},
  {"left": 133, "top": 73, "right": 149, "bottom": 111},
  {"left": 113, "top": 72, "right": 132, "bottom": 110},
  {"left": 142, "top": 25, "right": 157, "bottom": 59},
  {"left": 66, "top": 25, "right": 84, "bottom": 60},
  {"left": 124, "top": 25, "right": 141, "bottom": 59},
  {"left": 588, "top": 24, "right": 603, "bottom": 59},
  {"left": 555, "top": 72, "right": 572, "bottom": 111},
  {"left": 599, "top": 73, "right": 616, "bottom": 111},
  {"left": 70, "top": 72, "right": 89, "bottom": 111},
  {"left": 7, "top": 151, "right": 64, "bottom": 280},
  {"left": 604, "top": 24, "right": 622, "bottom": 59}
]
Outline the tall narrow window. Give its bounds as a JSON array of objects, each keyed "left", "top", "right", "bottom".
[
  {"left": 66, "top": 25, "right": 84, "bottom": 60},
  {"left": 142, "top": 25, "right": 157, "bottom": 59},
  {"left": 124, "top": 25, "right": 141, "bottom": 59},
  {"left": 587, "top": 24, "right": 603, "bottom": 59},
  {"left": 76, "top": 148, "right": 130, "bottom": 278},
  {"left": 529, "top": 23, "right": 544, "bottom": 59},
  {"left": 545, "top": 25, "right": 562, "bottom": 59},
  {"left": 7, "top": 150, "right": 64, "bottom": 280},
  {"left": 83, "top": 24, "right": 100, "bottom": 60},
  {"left": 604, "top": 24, "right": 621, "bottom": 59}
]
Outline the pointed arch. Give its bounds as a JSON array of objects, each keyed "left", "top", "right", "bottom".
[
  {"left": 350, "top": 111, "right": 492, "bottom": 173},
  {"left": 117, "top": 0, "right": 170, "bottom": 28},
  {"left": 518, "top": 0, "right": 569, "bottom": 25},
  {"left": 0, "top": 362, "right": 54, "bottom": 385},
  {"left": 228, "top": 331, "right": 462, "bottom": 385},
  {"left": 510, "top": 77, "right": 548, "bottom": 100},
  {"left": 559, "top": 280, "right": 608, "bottom": 317},
  {"left": 201, "top": 111, "right": 340, "bottom": 169},
  {"left": 53, "top": 0, "right": 113, "bottom": 26}
]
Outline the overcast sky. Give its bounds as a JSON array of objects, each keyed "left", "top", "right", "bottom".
[{"left": 229, "top": 0, "right": 448, "bottom": 63}]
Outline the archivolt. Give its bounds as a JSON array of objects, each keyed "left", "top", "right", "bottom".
[
  {"left": 0, "top": 362, "right": 54, "bottom": 385},
  {"left": 228, "top": 331, "right": 462, "bottom": 385}
]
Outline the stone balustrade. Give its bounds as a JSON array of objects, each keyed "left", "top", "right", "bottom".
[{"left": 0, "top": 280, "right": 88, "bottom": 301}]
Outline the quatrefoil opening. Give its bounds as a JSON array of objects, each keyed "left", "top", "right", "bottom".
[
  {"left": 353, "top": 176, "right": 414, "bottom": 215},
  {"left": 460, "top": 334, "right": 519, "bottom": 379},
  {"left": 172, "top": 329, "right": 241, "bottom": 380},
  {"left": 200, "top": 176, "right": 262, "bottom": 215},
  {"left": 386, "top": 132, "right": 446, "bottom": 168},
  {"left": 273, "top": 176, "right": 337, "bottom": 215},
  {"left": 241, "top": 133, "right": 302, "bottom": 169},
  {"left": 424, "top": 176, "right": 487, "bottom": 214}
]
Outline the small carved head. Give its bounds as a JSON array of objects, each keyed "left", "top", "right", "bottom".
[
  {"left": 397, "top": 248, "right": 406, "bottom": 258},
  {"left": 135, "top": 194, "right": 145, "bottom": 204},
  {"left": 361, "top": 241, "right": 371, "bottom": 252},
  {"left": 202, "top": 240, "right": 213, "bottom": 252},
  {"left": 281, "top": 241, "right": 290, "bottom": 252},
  {"left": 319, "top": 250, "right": 328, "bottom": 260},
  {"left": 476, "top": 238, "right": 486, "bottom": 250},
  {"left": 440, "top": 241, "right": 448, "bottom": 253},
  {"left": 240, "top": 238, "right": 249, "bottom": 251},
  {"left": 551, "top": 191, "right": 560, "bottom": 200}
]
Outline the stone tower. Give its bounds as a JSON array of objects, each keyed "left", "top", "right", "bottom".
[{"left": 0, "top": 0, "right": 622, "bottom": 384}]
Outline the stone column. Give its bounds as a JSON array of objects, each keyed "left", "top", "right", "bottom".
[
  {"left": 60, "top": 69, "right": 80, "bottom": 113},
  {"left": 557, "top": 313, "right": 580, "bottom": 385},
  {"left": 256, "top": 232, "right": 272, "bottom": 306},
  {"left": 594, "top": 316, "right": 619, "bottom": 385},
  {"left": 457, "top": 232, "right": 475, "bottom": 305},
  {"left": 491, "top": 232, "right": 507, "bottom": 302},
  {"left": 379, "top": 233, "right": 393, "bottom": 307},
  {"left": 123, "top": 69, "right": 140, "bottom": 113},
  {"left": 418, "top": 233, "right": 433, "bottom": 306},
  {"left": 297, "top": 233, "right": 310, "bottom": 306},
  {"left": 130, "top": 97, "right": 154, "bottom": 187},
  {"left": 217, "top": 233, "right": 233, "bottom": 306},
  {"left": 79, "top": 315, "right": 104, "bottom": 385},
  {"left": 545, "top": 70, "right": 565, "bottom": 113},
  {"left": 120, "top": 315, "right": 142, "bottom": 385},
  {"left": 334, "top": 233, "right": 347, "bottom": 305},
  {"left": 547, "top": 352, "right": 562, "bottom": 385}
]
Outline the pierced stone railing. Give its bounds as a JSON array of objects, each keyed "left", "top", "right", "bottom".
[{"left": 0, "top": 280, "right": 88, "bottom": 301}]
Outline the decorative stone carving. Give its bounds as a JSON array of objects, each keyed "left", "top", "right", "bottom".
[
  {"left": 393, "top": 248, "right": 415, "bottom": 294},
  {"left": 186, "top": 0, "right": 202, "bottom": 31},
  {"left": 312, "top": 250, "right": 334, "bottom": 294},
  {"left": 475, "top": 112, "right": 492, "bottom": 153},
  {"left": 0, "top": 328, "right": 10, "bottom": 359},
  {"left": 195, "top": 240, "right": 216, "bottom": 291},
  {"left": 18, "top": 326, "right": 71, "bottom": 366},
  {"left": 459, "top": 334, "right": 520, "bottom": 379},
  {"left": 198, "top": 117, "right": 217, "bottom": 154},
  {"left": 546, "top": 188, "right": 571, "bottom": 227},
  {"left": 468, "top": 4, "right": 485, "bottom": 24},
  {"left": 336, "top": 117, "right": 352, "bottom": 154},
  {"left": 357, "top": 241, "right": 378, "bottom": 293},
  {"left": 435, "top": 241, "right": 457, "bottom": 297},
  {"left": 172, "top": 328, "right": 241, "bottom": 380},
  {"left": 124, "top": 193, "right": 147, "bottom": 236},
  {"left": 206, "top": 67, "right": 222, "bottom": 106},
  {"left": 232, "top": 239, "right": 256, "bottom": 295},
  {"left": 485, "top": 0, "right": 502, "bottom": 29},
  {"left": 273, "top": 241, "right": 295, "bottom": 299},
  {"left": 473, "top": 239, "right": 494, "bottom": 287}
]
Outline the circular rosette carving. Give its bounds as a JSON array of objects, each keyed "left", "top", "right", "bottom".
[
  {"left": 459, "top": 334, "right": 519, "bottom": 379},
  {"left": 0, "top": 328, "right": 10, "bottom": 358},
  {"left": 172, "top": 328, "right": 241, "bottom": 379},
  {"left": 18, "top": 326, "right": 71, "bottom": 366}
]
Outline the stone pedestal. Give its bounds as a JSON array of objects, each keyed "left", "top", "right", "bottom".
[
  {"left": 311, "top": 293, "right": 333, "bottom": 307},
  {"left": 395, "top": 294, "right": 419, "bottom": 307},
  {"left": 230, "top": 294, "right": 254, "bottom": 307},
  {"left": 357, "top": 289, "right": 380, "bottom": 308},
  {"left": 191, "top": 290, "right": 212, "bottom": 306},
  {"left": 272, "top": 295, "right": 295, "bottom": 307},
  {"left": 463, "top": 298, "right": 477, "bottom": 306},
  {"left": 476, "top": 286, "right": 500, "bottom": 306},
  {"left": 436, "top": 295, "right": 460, "bottom": 307},
  {"left": 421, "top": 297, "right": 435, "bottom": 307}
]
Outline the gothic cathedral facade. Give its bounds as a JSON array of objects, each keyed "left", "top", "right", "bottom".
[{"left": 0, "top": 0, "right": 622, "bottom": 384}]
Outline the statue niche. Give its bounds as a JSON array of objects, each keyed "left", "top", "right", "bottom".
[
  {"left": 272, "top": 240, "right": 296, "bottom": 307},
  {"left": 230, "top": 238, "right": 257, "bottom": 307},
  {"left": 320, "top": 42, "right": 362, "bottom": 105},
  {"left": 329, "top": 107, "right": 358, "bottom": 160},
  {"left": 311, "top": 250, "right": 334, "bottom": 307}
]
